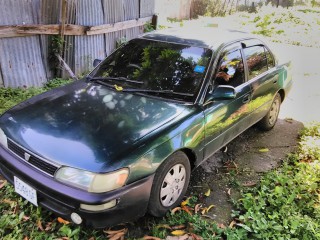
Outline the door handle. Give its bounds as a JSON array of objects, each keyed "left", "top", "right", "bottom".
[{"left": 242, "top": 94, "right": 251, "bottom": 103}]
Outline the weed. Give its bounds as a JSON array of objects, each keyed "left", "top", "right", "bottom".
[
  {"left": 144, "top": 22, "right": 155, "bottom": 33},
  {"left": 0, "top": 78, "right": 72, "bottom": 114},
  {"left": 232, "top": 124, "right": 320, "bottom": 239}
]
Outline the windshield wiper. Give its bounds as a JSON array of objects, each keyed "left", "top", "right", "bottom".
[
  {"left": 88, "top": 76, "right": 143, "bottom": 84},
  {"left": 122, "top": 88, "right": 194, "bottom": 97}
]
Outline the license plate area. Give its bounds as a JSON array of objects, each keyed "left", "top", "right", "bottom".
[{"left": 14, "top": 176, "right": 38, "bottom": 206}]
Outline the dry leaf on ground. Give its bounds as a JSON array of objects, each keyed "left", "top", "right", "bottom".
[
  {"left": 0, "top": 180, "right": 7, "bottom": 189},
  {"left": 143, "top": 236, "right": 162, "bottom": 240},
  {"left": 37, "top": 219, "right": 44, "bottom": 231},
  {"left": 259, "top": 148, "right": 269, "bottom": 153},
  {"left": 204, "top": 189, "right": 211, "bottom": 197},
  {"left": 57, "top": 217, "right": 70, "bottom": 225},
  {"left": 171, "top": 207, "right": 182, "bottom": 214},
  {"left": 171, "top": 230, "right": 186, "bottom": 236}
]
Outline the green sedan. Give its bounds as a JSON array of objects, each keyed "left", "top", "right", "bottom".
[{"left": 0, "top": 27, "right": 292, "bottom": 228}]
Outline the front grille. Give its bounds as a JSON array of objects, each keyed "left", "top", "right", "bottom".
[{"left": 7, "top": 139, "right": 59, "bottom": 176}]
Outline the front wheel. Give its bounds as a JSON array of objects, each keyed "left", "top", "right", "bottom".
[
  {"left": 148, "top": 151, "right": 191, "bottom": 217},
  {"left": 257, "top": 93, "right": 281, "bottom": 131}
]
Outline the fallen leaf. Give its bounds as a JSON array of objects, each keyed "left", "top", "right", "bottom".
[
  {"left": 194, "top": 204, "right": 202, "bottom": 214},
  {"left": 171, "top": 207, "right": 181, "bottom": 214},
  {"left": 13, "top": 204, "right": 19, "bottom": 214},
  {"left": 37, "top": 219, "right": 44, "bottom": 231},
  {"left": 171, "top": 224, "right": 186, "bottom": 230},
  {"left": 218, "top": 223, "right": 226, "bottom": 229},
  {"left": 204, "top": 189, "right": 211, "bottom": 197},
  {"left": 104, "top": 229, "right": 127, "bottom": 235},
  {"left": 181, "top": 206, "right": 192, "bottom": 216},
  {"left": 2, "top": 199, "right": 16, "bottom": 205},
  {"left": 229, "top": 220, "right": 236, "bottom": 228},
  {"left": 285, "top": 118, "right": 293, "bottom": 123},
  {"left": 57, "top": 217, "right": 70, "bottom": 225},
  {"left": 201, "top": 208, "right": 207, "bottom": 215},
  {"left": 45, "top": 222, "right": 53, "bottom": 231},
  {"left": 22, "top": 215, "right": 30, "bottom": 221},
  {"left": 171, "top": 230, "right": 186, "bottom": 236},
  {"left": 259, "top": 148, "right": 269, "bottom": 153},
  {"left": 23, "top": 236, "right": 29, "bottom": 240},
  {"left": 202, "top": 214, "right": 215, "bottom": 220},
  {"left": 0, "top": 180, "right": 7, "bottom": 189},
  {"left": 166, "top": 235, "right": 189, "bottom": 240},
  {"left": 155, "top": 224, "right": 171, "bottom": 230},
  {"left": 227, "top": 188, "right": 231, "bottom": 196},
  {"left": 143, "top": 236, "right": 161, "bottom": 240},
  {"left": 181, "top": 197, "right": 190, "bottom": 207},
  {"left": 109, "top": 232, "right": 125, "bottom": 240},
  {"left": 242, "top": 181, "right": 257, "bottom": 187},
  {"left": 206, "top": 205, "right": 214, "bottom": 212},
  {"left": 190, "top": 233, "right": 203, "bottom": 240}
]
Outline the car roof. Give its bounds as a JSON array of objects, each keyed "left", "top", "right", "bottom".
[{"left": 141, "top": 27, "right": 255, "bottom": 50}]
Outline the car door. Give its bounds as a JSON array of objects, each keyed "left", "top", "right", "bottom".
[
  {"left": 203, "top": 43, "right": 252, "bottom": 159},
  {"left": 241, "top": 40, "right": 279, "bottom": 125}
]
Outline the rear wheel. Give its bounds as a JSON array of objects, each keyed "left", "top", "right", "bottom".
[
  {"left": 148, "top": 151, "right": 191, "bottom": 217},
  {"left": 257, "top": 93, "right": 281, "bottom": 131}
]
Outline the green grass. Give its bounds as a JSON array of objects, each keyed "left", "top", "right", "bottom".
[{"left": 232, "top": 5, "right": 320, "bottom": 48}]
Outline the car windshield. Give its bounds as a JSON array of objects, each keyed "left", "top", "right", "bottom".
[{"left": 89, "top": 39, "right": 212, "bottom": 102}]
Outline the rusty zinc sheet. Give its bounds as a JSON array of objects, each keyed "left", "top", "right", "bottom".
[
  {"left": 40, "top": 0, "right": 62, "bottom": 79},
  {"left": 73, "top": 0, "right": 105, "bottom": 75},
  {"left": 140, "top": 0, "right": 155, "bottom": 17},
  {"left": 0, "top": 0, "right": 47, "bottom": 87},
  {"left": 102, "top": 0, "right": 144, "bottom": 56}
]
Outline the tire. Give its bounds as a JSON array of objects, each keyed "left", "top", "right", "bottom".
[
  {"left": 257, "top": 93, "right": 281, "bottom": 131},
  {"left": 148, "top": 151, "right": 191, "bottom": 217}
]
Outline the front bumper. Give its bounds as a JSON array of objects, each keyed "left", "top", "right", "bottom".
[{"left": 0, "top": 146, "right": 154, "bottom": 228}]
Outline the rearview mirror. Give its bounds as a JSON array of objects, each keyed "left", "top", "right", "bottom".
[
  {"left": 93, "top": 59, "right": 102, "bottom": 67},
  {"left": 212, "top": 85, "right": 236, "bottom": 100}
]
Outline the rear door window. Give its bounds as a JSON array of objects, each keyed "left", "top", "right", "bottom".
[{"left": 243, "top": 46, "right": 268, "bottom": 80}]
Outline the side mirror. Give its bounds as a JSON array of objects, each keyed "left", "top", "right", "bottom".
[
  {"left": 211, "top": 85, "right": 236, "bottom": 100},
  {"left": 93, "top": 59, "right": 103, "bottom": 67}
]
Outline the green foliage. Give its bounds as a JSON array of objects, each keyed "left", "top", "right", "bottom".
[
  {"left": 0, "top": 78, "right": 72, "bottom": 114},
  {"left": 116, "top": 37, "right": 128, "bottom": 48},
  {"left": 48, "top": 36, "right": 65, "bottom": 75},
  {"left": 144, "top": 22, "right": 155, "bottom": 32},
  {"left": 232, "top": 124, "right": 320, "bottom": 239}
]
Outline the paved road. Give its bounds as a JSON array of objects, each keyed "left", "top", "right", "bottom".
[{"left": 273, "top": 43, "right": 320, "bottom": 123}]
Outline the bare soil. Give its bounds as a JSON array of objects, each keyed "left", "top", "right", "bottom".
[{"left": 187, "top": 118, "right": 303, "bottom": 225}]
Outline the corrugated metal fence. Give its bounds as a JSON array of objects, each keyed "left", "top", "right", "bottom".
[{"left": 0, "top": 0, "right": 155, "bottom": 87}]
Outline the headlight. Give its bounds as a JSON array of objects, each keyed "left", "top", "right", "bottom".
[
  {"left": 55, "top": 167, "right": 129, "bottom": 193},
  {"left": 0, "top": 128, "right": 8, "bottom": 148}
]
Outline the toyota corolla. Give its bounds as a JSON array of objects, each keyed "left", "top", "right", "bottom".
[{"left": 0, "top": 27, "right": 292, "bottom": 228}]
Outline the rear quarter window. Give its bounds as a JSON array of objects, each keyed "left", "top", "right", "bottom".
[{"left": 265, "top": 48, "right": 275, "bottom": 69}]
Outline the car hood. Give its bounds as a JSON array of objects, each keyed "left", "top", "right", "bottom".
[{"left": 0, "top": 80, "right": 190, "bottom": 172}]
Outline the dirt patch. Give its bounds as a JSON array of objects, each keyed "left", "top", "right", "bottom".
[{"left": 187, "top": 118, "right": 303, "bottom": 225}]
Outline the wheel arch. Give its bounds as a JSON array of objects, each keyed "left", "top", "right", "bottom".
[
  {"left": 278, "top": 89, "right": 285, "bottom": 102},
  {"left": 179, "top": 148, "right": 197, "bottom": 170}
]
